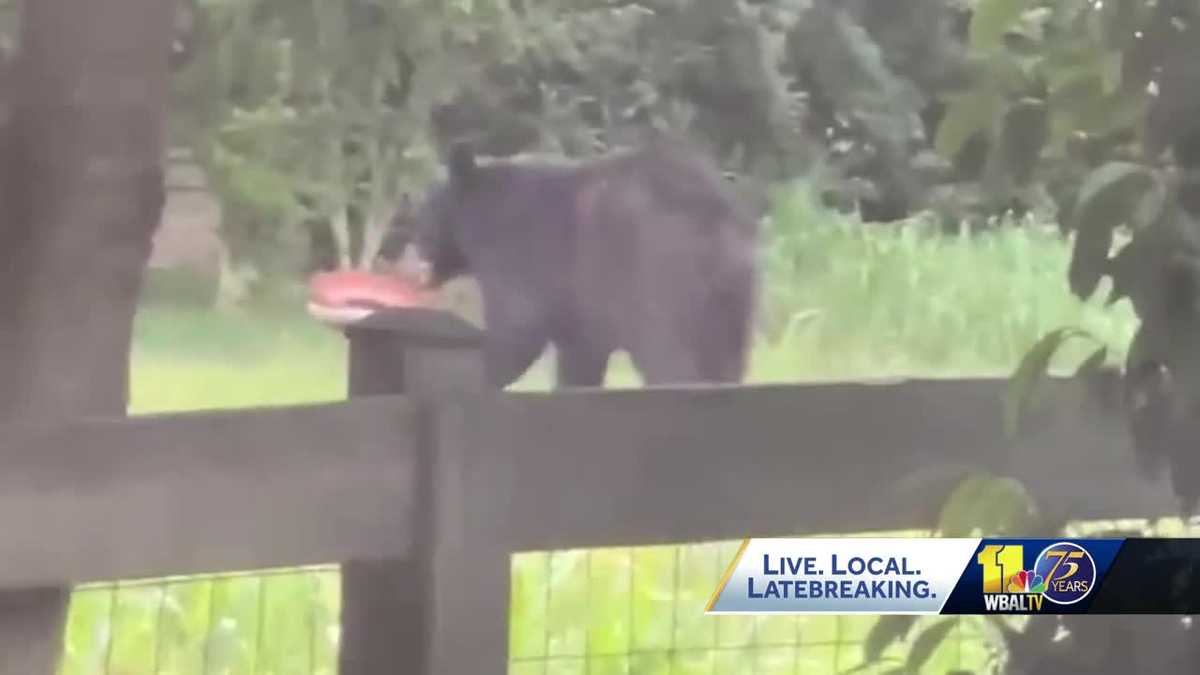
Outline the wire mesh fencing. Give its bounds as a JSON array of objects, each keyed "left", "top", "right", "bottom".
[
  {"left": 506, "top": 541, "right": 991, "bottom": 675},
  {"left": 60, "top": 565, "right": 341, "bottom": 675},
  {"left": 55, "top": 539, "right": 999, "bottom": 675},
  {"left": 60, "top": 518, "right": 1197, "bottom": 674}
]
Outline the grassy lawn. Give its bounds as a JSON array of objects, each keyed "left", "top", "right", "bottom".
[{"left": 60, "top": 199, "right": 1139, "bottom": 674}]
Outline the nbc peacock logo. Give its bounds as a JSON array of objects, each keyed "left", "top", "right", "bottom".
[{"left": 1005, "top": 569, "right": 1046, "bottom": 594}]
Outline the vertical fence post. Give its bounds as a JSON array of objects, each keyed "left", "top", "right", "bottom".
[{"left": 337, "top": 308, "right": 510, "bottom": 674}]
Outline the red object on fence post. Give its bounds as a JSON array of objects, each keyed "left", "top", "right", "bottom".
[
  {"left": 306, "top": 270, "right": 435, "bottom": 326},
  {"left": 336, "top": 306, "right": 510, "bottom": 674}
]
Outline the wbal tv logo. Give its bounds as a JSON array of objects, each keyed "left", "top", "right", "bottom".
[{"left": 978, "top": 541, "right": 1096, "bottom": 612}]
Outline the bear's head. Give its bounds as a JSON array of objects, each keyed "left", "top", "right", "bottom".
[{"left": 378, "top": 143, "right": 479, "bottom": 287}]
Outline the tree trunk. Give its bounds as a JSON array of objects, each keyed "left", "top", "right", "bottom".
[{"left": 0, "top": 0, "right": 170, "bottom": 671}]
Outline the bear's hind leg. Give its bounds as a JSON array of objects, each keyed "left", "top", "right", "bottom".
[
  {"left": 629, "top": 337, "right": 704, "bottom": 386},
  {"left": 555, "top": 342, "right": 611, "bottom": 388},
  {"left": 483, "top": 326, "right": 549, "bottom": 389},
  {"left": 630, "top": 296, "right": 749, "bottom": 386},
  {"left": 485, "top": 332, "right": 547, "bottom": 389},
  {"left": 695, "top": 283, "right": 753, "bottom": 384}
]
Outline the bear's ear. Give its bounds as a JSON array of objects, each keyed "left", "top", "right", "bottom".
[{"left": 447, "top": 142, "right": 477, "bottom": 186}]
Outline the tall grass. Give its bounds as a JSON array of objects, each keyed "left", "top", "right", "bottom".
[
  {"left": 752, "top": 183, "right": 1136, "bottom": 381},
  {"left": 61, "top": 185, "right": 1140, "bottom": 674}
]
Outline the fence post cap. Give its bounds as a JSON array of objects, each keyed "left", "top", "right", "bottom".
[{"left": 343, "top": 307, "right": 484, "bottom": 349}]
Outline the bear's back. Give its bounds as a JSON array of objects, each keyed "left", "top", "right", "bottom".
[
  {"left": 555, "top": 145, "right": 758, "bottom": 360},
  {"left": 438, "top": 142, "right": 759, "bottom": 385}
]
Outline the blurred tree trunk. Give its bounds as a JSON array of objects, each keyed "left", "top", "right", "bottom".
[{"left": 0, "top": 0, "right": 170, "bottom": 672}]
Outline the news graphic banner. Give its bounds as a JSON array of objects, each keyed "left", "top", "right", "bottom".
[{"left": 706, "top": 538, "right": 1200, "bottom": 615}]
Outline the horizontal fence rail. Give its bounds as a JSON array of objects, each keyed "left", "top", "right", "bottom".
[
  {"left": 451, "top": 377, "right": 1176, "bottom": 552},
  {"left": 0, "top": 396, "right": 422, "bottom": 589},
  {"left": 0, "top": 376, "right": 1172, "bottom": 592}
]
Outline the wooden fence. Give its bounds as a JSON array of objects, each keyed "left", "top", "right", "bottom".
[{"left": 0, "top": 308, "right": 1181, "bottom": 673}]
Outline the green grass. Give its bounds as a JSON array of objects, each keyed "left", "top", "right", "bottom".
[
  {"left": 60, "top": 192, "right": 1141, "bottom": 674},
  {"left": 130, "top": 305, "right": 347, "bottom": 413},
  {"left": 751, "top": 184, "right": 1136, "bottom": 381}
]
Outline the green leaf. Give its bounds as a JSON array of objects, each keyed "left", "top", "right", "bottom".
[
  {"left": 863, "top": 615, "right": 917, "bottom": 664},
  {"left": 1072, "top": 162, "right": 1158, "bottom": 230},
  {"left": 790, "top": 2, "right": 924, "bottom": 157},
  {"left": 890, "top": 463, "right": 980, "bottom": 527},
  {"left": 1068, "top": 226, "right": 1114, "bottom": 300},
  {"left": 938, "top": 474, "right": 1038, "bottom": 537},
  {"left": 1002, "top": 6, "right": 1051, "bottom": 48},
  {"left": 905, "top": 618, "right": 957, "bottom": 672},
  {"left": 1131, "top": 178, "right": 1169, "bottom": 231},
  {"left": 1005, "top": 327, "right": 1097, "bottom": 438},
  {"left": 1075, "top": 346, "right": 1109, "bottom": 377},
  {"left": 1067, "top": 162, "right": 1160, "bottom": 298}
]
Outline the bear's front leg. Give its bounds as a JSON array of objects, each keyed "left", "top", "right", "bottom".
[{"left": 480, "top": 289, "right": 551, "bottom": 389}]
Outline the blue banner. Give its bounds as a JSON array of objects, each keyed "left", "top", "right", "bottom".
[{"left": 706, "top": 537, "right": 1200, "bottom": 615}]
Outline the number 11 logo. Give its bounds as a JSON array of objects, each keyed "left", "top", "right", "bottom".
[
  {"left": 978, "top": 545, "right": 1021, "bottom": 593},
  {"left": 977, "top": 544, "right": 1045, "bottom": 594}
]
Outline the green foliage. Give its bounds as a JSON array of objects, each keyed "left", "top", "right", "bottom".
[
  {"left": 1066, "top": 162, "right": 1165, "bottom": 299},
  {"left": 174, "top": 0, "right": 527, "bottom": 294},
  {"left": 938, "top": 473, "right": 1039, "bottom": 536},
  {"left": 905, "top": 618, "right": 959, "bottom": 673},
  {"left": 786, "top": 1, "right": 930, "bottom": 217},
  {"left": 440, "top": 0, "right": 814, "bottom": 179},
  {"left": 849, "top": 615, "right": 958, "bottom": 675},
  {"left": 873, "top": 463, "right": 1200, "bottom": 674},
  {"left": 1074, "top": 344, "right": 1108, "bottom": 376},
  {"left": 861, "top": 616, "right": 917, "bottom": 666},
  {"left": 1003, "top": 326, "right": 1102, "bottom": 437},
  {"left": 758, "top": 183, "right": 1135, "bottom": 381},
  {"left": 969, "top": 0, "right": 1035, "bottom": 50},
  {"left": 170, "top": 0, "right": 1011, "bottom": 284},
  {"left": 966, "top": 2, "right": 1200, "bottom": 511},
  {"left": 164, "top": 0, "right": 1200, "bottom": 331},
  {"left": 927, "top": 0, "right": 1186, "bottom": 229}
]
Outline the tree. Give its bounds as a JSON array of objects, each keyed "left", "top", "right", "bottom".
[
  {"left": 171, "top": 0, "right": 528, "bottom": 302},
  {"left": 0, "top": 0, "right": 170, "bottom": 671},
  {"left": 985, "top": 0, "right": 1200, "bottom": 512}
]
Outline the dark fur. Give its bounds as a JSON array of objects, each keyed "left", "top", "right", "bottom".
[{"left": 385, "top": 141, "right": 759, "bottom": 389}]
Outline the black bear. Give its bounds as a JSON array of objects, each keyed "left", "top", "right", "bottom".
[{"left": 381, "top": 139, "right": 760, "bottom": 389}]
